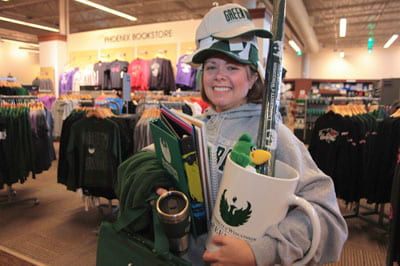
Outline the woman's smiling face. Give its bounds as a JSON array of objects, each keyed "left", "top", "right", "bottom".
[{"left": 202, "top": 54, "right": 258, "bottom": 113}]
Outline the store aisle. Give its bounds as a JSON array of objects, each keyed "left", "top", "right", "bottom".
[
  {"left": 0, "top": 142, "right": 392, "bottom": 266},
  {"left": 328, "top": 205, "right": 389, "bottom": 266},
  {"left": 0, "top": 142, "right": 113, "bottom": 266}
]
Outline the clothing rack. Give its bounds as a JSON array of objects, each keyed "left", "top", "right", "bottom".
[
  {"left": 95, "top": 99, "right": 122, "bottom": 114},
  {"left": 0, "top": 77, "right": 18, "bottom": 82},
  {"left": 159, "top": 100, "right": 186, "bottom": 110},
  {"left": 78, "top": 99, "right": 95, "bottom": 107},
  {"left": 0, "top": 95, "right": 39, "bottom": 106},
  {"left": 1, "top": 95, "right": 42, "bottom": 207},
  {"left": 343, "top": 201, "right": 389, "bottom": 230},
  {"left": 82, "top": 194, "right": 119, "bottom": 219},
  {"left": 332, "top": 96, "right": 380, "bottom": 104},
  {"left": 387, "top": 161, "right": 400, "bottom": 265},
  {"left": 0, "top": 185, "right": 39, "bottom": 207},
  {"left": 135, "top": 99, "right": 186, "bottom": 115},
  {"left": 0, "top": 95, "right": 38, "bottom": 100},
  {"left": 57, "top": 108, "right": 135, "bottom": 211},
  {"left": 133, "top": 90, "right": 164, "bottom": 96},
  {"left": 309, "top": 107, "right": 397, "bottom": 232},
  {"left": 171, "top": 91, "right": 201, "bottom": 97}
]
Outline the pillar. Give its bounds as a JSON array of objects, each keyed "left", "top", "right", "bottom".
[
  {"left": 301, "top": 53, "right": 310, "bottom": 78},
  {"left": 38, "top": 0, "right": 69, "bottom": 97}
]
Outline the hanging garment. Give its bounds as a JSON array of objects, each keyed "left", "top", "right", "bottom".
[
  {"left": 148, "top": 58, "right": 175, "bottom": 94},
  {"left": 51, "top": 98, "right": 80, "bottom": 139},
  {"left": 365, "top": 117, "right": 400, "bottom": 203},
  {"left": 59, "top": 68, "right": 79, "bottom": 95},
  {"left": 175, "top": 55, "right": 197, "bottom": 91},
  {"left": 58, "top": 108, "right": 139, "bottom": 199},
  {"left": 388, "top": 159, "right": 400, "bottom": 264},
  {"left": 0, "top": 103, "right": 55, "bottom": 188},
  {"left": 30, "top": 108, "right": 54, "bottom": 174},
  {"left": 0, "top": 106, "right": 34, "bottom": 186},
  {"left": 57, "top": 110, "right": 87, "bottom": 186},
  {"left": 38, "top": 95, "right": 56, "bottom": 110},
  {"left": 309, "top": 111, "right": 399, "bottom": 204},
  {"left": 109, "top": 115, "right": 139, "bottom": 161},
  {"left": 94, "top": 61, "right": 111, "bottom": 90},
  {"left": 133, "top": 107, "right": 160, "bottom": 153},
  {"left": 107, "top": 60, "right": 129, "bottom": 90},
  {"left": 127, "top": 58, "right": 150, "bottom": 91},
  {"left": 65, "top": 116, "right": 121, "bottom": 199}
]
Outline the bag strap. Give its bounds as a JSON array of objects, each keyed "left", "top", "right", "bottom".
[
  {"left": 143, "top": 193, "right": 170, "bottom": 258},
  {"left": 112, "top": 193, "right": 172, "bottom": 259},
  {"left": 152, "top": 198, "right": 172, "bottom": 257},
  {"left": 112, "top": 206, "right": 149, "bottom": 232}
]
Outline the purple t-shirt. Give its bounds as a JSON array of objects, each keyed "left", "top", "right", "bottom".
[
  {"left": 39, "top": 95, "right": 56, "bottom": 110},
  {"left": 59, "top": 68, "right": 79, "bottom": 95},
  {"left": 175, "top": 55, "right": 196, "bottom": 89}
]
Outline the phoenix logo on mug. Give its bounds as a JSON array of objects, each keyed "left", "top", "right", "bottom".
[{"left": 219, "top": 189, "right": 252, "bottom": 227}]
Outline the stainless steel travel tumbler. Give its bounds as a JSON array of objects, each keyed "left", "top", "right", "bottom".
[{"left": 156, "top": 190, "right": 190, "bottom": 255}]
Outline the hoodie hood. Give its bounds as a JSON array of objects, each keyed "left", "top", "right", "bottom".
[{"left": 204, "top": 103, "right": 262, "bottom": 119}]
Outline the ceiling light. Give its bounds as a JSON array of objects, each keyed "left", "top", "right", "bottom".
[
  {"left": 340, "top": 51, "right": 345, "bottom": 58},
  {"left": 288, "top": 40, "right": 301, "bottom": 52},
  {"left": 288, "top": 40, "right": 302, "bottom": 55},
  {"left": 1, "top": 38, "right": 39, "bottom": 47},
  {"left": 367, "top": 37, "right": 374, "bottom": 49},
  {"left": 339, "top": 18, "right": 347, "bottom": 38},
  {"left": 75, "top": 0, "right": 137, "bottom": 21},
  {"left": 0, "top": 16, "right": 59, "bottom": 32},
  {"left": 383, "top": 34, "right": 398, "bottom": 48},
  {"left": 19, "top": 47, "right": 39, "bottom": 53}
]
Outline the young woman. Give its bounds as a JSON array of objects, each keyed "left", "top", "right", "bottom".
[{"left": 156, "top": 3, "right": 348, "bottom": 265}]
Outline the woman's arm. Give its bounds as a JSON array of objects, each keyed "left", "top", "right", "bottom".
[{"left": 249, "top": 124, "right": 348, "bottom": 265}]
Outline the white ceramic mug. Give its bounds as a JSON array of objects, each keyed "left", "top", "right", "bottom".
[{"left": 206, "top": 155, "right": 321, "bottom": 265}]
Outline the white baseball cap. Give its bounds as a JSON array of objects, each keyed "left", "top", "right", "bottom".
[
  {"left": 195, "top": 3, "right": 273, "bottom": 45},
  {"left": 185, "top": 3, "right": 272, "bottom": 80}
]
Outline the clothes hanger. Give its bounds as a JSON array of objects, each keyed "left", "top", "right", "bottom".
[
  {"left": 391, "top": 108, "right": 400, "bottom": 118},
  {"left": 87, "top": 108, "right": 106, "bottom": 119}
]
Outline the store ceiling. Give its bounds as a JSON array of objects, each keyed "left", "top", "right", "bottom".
[{"left": 0, "top": 0, "right": 399, "bottom": 52}]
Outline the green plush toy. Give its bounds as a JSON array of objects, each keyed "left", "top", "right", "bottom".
[{"left": 230, "top": 133, "right": 271, "bottom": 169}]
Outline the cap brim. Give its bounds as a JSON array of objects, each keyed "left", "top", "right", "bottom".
[
  {"left": 192, "top": 48, "right": 252, "bottom": 65},
  {"left": 213, "top": 26, "right": 273, "bottom": 39},
  {"left": 191, "top": 49, "right": 266, "bottom": 83}
]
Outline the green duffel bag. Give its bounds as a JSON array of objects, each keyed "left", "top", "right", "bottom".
[
  {"left": 114, "top": 151, "right": 174, "bottom": 232},
  {"left": 96, "top": 195, "right": 191, "bottom": 266}
]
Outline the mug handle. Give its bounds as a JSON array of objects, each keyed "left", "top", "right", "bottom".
[{"left": 288, "top": 195, "right": 321, "bottom": 266}]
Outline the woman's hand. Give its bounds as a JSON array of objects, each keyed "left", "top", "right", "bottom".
[
  {"left": 149, "top": 188, "right": 168, "bottom": 206},
  {"left": 203, "top": 235, "right": 256, "bottom": 266},
  {"left": 156, "top": 188, "right": 168, "bottom": 196}
]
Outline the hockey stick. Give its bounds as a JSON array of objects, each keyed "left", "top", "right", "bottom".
[{"left": 257, "top": 0, "right": 286, "bottom": 175}]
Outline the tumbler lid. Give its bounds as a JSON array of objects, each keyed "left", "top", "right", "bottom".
[{"left": 156, "top": 191, "right": 189, "bottom": 223}]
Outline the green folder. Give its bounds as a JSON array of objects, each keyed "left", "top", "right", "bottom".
[{"left": 150, "top": 118, "right": 189, "bottom": 196}]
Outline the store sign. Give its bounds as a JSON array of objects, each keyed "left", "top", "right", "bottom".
[{"left": 104, "top": 29, "right": 173, "bottom": 43}]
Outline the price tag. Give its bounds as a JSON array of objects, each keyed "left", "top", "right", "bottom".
[{"left": 122, "top": 73, "right": 131, "bottom": 101}]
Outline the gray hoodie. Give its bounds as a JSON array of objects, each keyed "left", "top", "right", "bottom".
[{"left": 183, "top": 103, "right": 348, "bottom": 265}]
